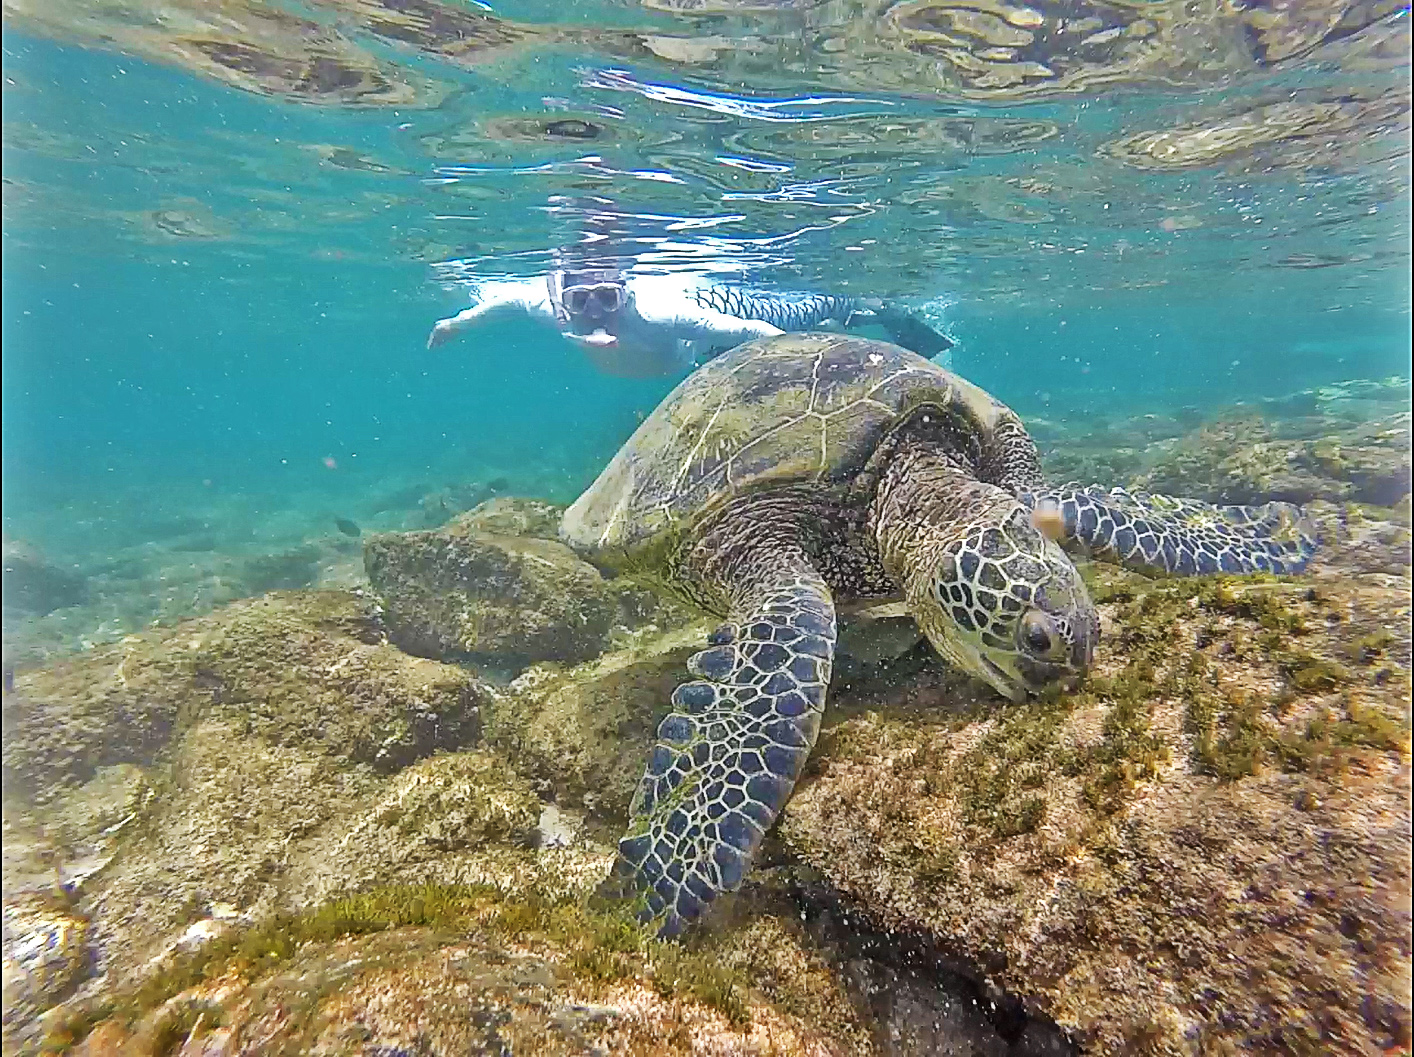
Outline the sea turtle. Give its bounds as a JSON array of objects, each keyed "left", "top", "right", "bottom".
[{"left": 561, "top": 333, "right": 1316, "bottom": 936}]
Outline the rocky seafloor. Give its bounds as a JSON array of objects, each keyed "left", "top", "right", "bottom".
[{"left": 2, "top": 387, "right": 1410, "bottom": 1056}]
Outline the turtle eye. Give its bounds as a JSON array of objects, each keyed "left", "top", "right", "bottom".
[{"left": 1020, "top": 611, "right": 1057, "bottom": 656}]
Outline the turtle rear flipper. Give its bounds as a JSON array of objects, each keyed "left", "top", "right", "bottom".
[
  {"left": 599, "top": 558, "right": 836, "bottom": 937},
  {"left": 1024, "top": 486, "right": 1318, "bottom": 575}
]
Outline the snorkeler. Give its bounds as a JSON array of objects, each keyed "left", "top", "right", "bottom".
[
  {"left": 425, "top": 197, "right": 952, "bottom": 377},
  {"left": 426, "top": 267, "right": 952, "bottom": 377},
  {"left": 426, "top": 268, "right": 954, "bottom": 377}
]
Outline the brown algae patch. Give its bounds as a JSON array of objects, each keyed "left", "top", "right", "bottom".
[
  {"left": 43, "top": 883, "right": 862, "bottom": 1054},
  {"left": 784, "top": 555, "right": 1411, "bottom": 1052}
]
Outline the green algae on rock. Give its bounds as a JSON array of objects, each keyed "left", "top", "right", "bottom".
[
  {"left": 1026, "top": 386, "right": 1412, "bottom": 521},
  {"left": 0, "top": 578, "right": 866, "bottom": 1057},
  {"left": 778, "top": 528, "right": 1411, "bottom": 1054},
  {"left": 364, "top": 498, "right": 697, "bottom": 673},
  {"left": 51, "top": 885, "right": 864, "bottom": 1057},
  {"left": 3, "top": 484, "right": 1407, "bottom": 1056},
  {"left": 1132, "top": 409, "right": 1412, "bottom": 508},
  {"left": 2, "top": 590, "right": 487, "bottom": 798},
  {"left": 2, "top": 590, "right": 900, "bottom": 1055},
  {"left": 485, "top": 622, "right": 715, "bottom": 821}
]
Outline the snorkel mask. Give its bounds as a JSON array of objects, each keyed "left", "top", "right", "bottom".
[
  {"left": 553, "top": 266, "right": 628, "bottom": 347},
  {"left": 564, "top": 281, "right": 626, "bottom": 316}
]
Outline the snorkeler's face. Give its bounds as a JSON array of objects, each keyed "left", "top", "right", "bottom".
[{"left": 564, "top": 282, "right": 625, "bottom": 320}]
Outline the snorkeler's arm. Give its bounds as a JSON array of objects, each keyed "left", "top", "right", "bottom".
[{"left": 426, "top": 279, "right": 555, "bottom": 349}]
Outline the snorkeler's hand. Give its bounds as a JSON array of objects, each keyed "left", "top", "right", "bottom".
[{"left": 427, "top": 317, "right": 460, "bottom": 350}]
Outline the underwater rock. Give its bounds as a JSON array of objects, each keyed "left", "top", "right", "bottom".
[
  {"left": 2, "top": 765, "right": 152, "bottom": 896},
  {"left": 758, "top": 867, "right": 1074, "bottom": 1056},
  {"left": 6, "top": 674, "right": 879, "bottom": 1055},
  {"left": 364, "top": 527, "right": 619, "bottom": 671},
  {"left": 6, "top": 510, "right": 1406, "bottom": 1054},
  {"left": 485, "top": 623, "right": 714, "bottom": 819},
  {"left": 2, "top": 590, "right": 486, "bottom": 798},
  {"left": 1133, "top": 410, "right": 1412, "bottom": 508},
  {"left": 365, "top": 500, "right": 694, "bottom": 673},
  {"left": 57, "top": 904, "right": 857, "bottom": 1057},
  {"left": 1305, "top": 501, "right": 1414, "bottom": 585},
  {"left": 62, "top": 729, "right": 568, "bottom": 992},
  {"left": 1, "top": 891, "right": 92, "bottom": 1040},
  {"left": 305, "top": 749, "right": 610, "bottom": 902},
  {"left": 454, "top": 495, "right": 563, "bottom": 539},
  {"left": 1, "top": 537, "right": 86, "bottom": 617},
  {"left": 777, "top": 536, "right": 1412, "bottom": 1053},
  {"left": 1038, "top": 402, "right": 1411, "bottom": 512},
  {"left": 4, "top": 730, "right": 892, "bottom": 1056}
]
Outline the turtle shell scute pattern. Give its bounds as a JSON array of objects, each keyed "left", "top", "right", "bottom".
[{"left": 562, "top": 333, "right": 1010, "bottom": 558}]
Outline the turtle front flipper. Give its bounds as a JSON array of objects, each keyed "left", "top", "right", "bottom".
[
  {"left": 600, "top": 560, "right": 836, "bottom": 937},
  {"left": 1023, "top": 486, "right": 1318, "bottom": 575}
]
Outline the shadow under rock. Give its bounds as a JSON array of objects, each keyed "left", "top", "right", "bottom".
[{"left": 769, "top": 868, "right": 1077, "bottom": 1057}]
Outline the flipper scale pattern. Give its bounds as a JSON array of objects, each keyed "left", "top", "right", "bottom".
[
  {"left": 600, "top": 571, "right": 836, "bottom": 936},
  {"left": 1022, "top": 485, "right": 1318, "bottom": 575}
]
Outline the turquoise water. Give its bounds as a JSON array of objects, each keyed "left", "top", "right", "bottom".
[{"left": 1, "top": 4, "right": 1410, "bottom": 659}]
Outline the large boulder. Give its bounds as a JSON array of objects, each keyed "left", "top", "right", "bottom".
[
  {"left": 2, "top": 590, "right": 487, "bottom": 798},
  {"left": 363, "top": 498, "right": 695, "bottom": 672},
  {"left": 777, "top": 509, "right": 1412, "bottom": 1054}
]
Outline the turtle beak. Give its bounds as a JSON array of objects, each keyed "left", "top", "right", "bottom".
[{"left": 978, "top": 655, "right": 1028, "bottom": 702}]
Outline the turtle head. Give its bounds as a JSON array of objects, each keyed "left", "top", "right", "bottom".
[{"left": 916, "top": 504, "right": 1097, "bottom": 702}]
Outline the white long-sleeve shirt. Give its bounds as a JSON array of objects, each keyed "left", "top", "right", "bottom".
[{"left": 428, "top": 274, "right": 866, "bottom": 378}]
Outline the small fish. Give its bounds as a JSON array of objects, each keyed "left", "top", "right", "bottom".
[
  {"left": 1030, "top": 503, "right": 1066, "bottom": 542},
  {"left": 334, "top": 518, "right": 362, "bottom": 538},
  {"left": 486, "top": 477, "right": 510, "bottom": 492}
]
